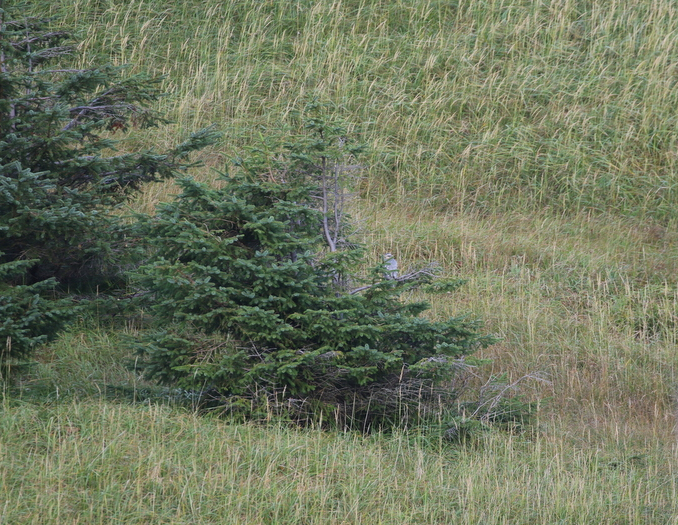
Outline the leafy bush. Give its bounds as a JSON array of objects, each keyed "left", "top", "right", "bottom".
[{"left": 133, "top": 113, "right": 497, "bottom": 430}]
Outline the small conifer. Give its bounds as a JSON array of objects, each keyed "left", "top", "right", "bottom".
[{"left": 134, "top": 111, "right": 496, "bottom": 429}]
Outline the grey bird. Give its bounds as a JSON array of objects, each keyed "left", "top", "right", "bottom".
[{"left": 383, "top": 253, "right": 398, "bottom": 280}]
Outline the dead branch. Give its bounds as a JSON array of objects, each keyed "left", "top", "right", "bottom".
[
  {"left": 468, "top": 372, "right": 551, "bottom": 421},
  {"left": 349, "top": 264, "right": 440, "bottom": 294}
]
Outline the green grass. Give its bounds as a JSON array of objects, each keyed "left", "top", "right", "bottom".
[
  {"left": 39, "top": 0, "right": 678, "bottom": 220},
  {"left": 6, "top": 0, "right": 678, "bottom": 522},
  {"left": 1, "top": 396, "right": 675, "bottom": 524}
]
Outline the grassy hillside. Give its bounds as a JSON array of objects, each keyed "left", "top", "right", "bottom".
[
  {"left": 45, "top": 0, "right": 678, "bottom": 220},
  {"left": 4, "top": 0, "right": 678, "bottom": 522}
]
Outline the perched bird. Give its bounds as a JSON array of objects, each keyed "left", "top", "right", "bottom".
[{"left": 383, "top": 253, "right": 398, "bottom": 280}]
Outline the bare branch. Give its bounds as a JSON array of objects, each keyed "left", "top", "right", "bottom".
[
  {"left": 349, "top": 265, "right": 440, "bottom": 295},
  {"left": 61, "top": 84, "right": 144, "bottom": 131},
  {"left": 468, "top": 372, "right": 551, "bottom": 421},
  {"left": 320, "top": 156, "right": 337, "bottom": 252}
]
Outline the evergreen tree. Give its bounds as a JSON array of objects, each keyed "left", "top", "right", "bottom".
[
  {"left": 133, "top": 113, "right": 496, "bottom": 429},
  {"left": 0, "top": 2, "right": 218, "bottom": 359}
]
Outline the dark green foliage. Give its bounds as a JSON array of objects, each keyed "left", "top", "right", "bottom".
[
  {"left": 0, "top": 255, "right": 75, "bottom": 359},
  {"left": 133, "top": 117, "right": 496, "bottom": 429},
  {"left": 0, "top": 2, "right": 218, "bottom": 359}
]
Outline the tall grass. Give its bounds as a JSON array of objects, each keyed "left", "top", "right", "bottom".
[
  {"left": 1, "top": 397, "right": 675, "bottom": 524},
  {"left": 357, "top": 204, "right": 678, "bottom": 444},
  {"left": 37, "top": 0, "right": 678, "bottom": 220}
]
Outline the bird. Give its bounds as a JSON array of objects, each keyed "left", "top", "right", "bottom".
[{"left": 383, "top": 253, "right": 398, "bottom": 280}]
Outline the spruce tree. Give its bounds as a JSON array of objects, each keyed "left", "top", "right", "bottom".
[
  {"left": 0, "top": 2, "right": 217, "bottom": 360},
  {"left": 134, "top": 112, "right": 496, "bottom": 429}
]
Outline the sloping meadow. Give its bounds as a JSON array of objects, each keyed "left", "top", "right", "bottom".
[
  {"left": 46, "top": 0, "right": 678, "bottom": 219},
  {"left": 7, "top": 0, "right": 678, "bottom": 522}
]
